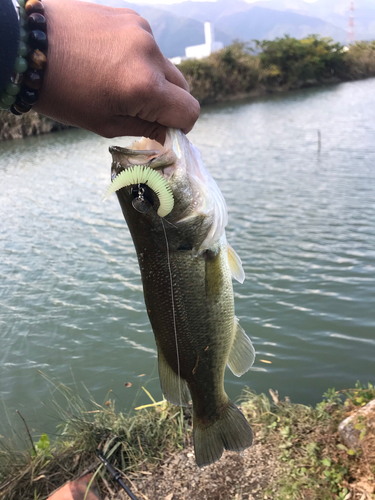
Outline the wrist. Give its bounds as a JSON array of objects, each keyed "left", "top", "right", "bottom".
[{"left": 0, "top": 0, "right": 48, "bottom": 114}]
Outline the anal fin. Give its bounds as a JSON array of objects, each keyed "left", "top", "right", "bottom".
[
  {"left": 158, "top": 349, "right": 190, "bottom": 407},
  {"left": 227, "top": 318, "right": 255, "bottom": 377}
]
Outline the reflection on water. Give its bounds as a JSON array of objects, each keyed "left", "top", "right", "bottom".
[{"left": 1, "top": 79, "right": 375, "bottom": 435}]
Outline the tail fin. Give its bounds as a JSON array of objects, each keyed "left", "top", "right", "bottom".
[{"left": 193, "top": 401, "right": 253, "bottom": 467}]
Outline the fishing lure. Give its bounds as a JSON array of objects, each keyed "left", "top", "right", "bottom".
[{"left": 103, "top": 164, "right": 174, "bottom": 217}]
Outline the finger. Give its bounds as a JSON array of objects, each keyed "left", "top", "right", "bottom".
[
  {"left": 138, "top": 81, "right": 200, "bottom": 134},
  {"left": 99, "top": 115, "right": 167, "bottom": 144},
  {"left": 163, "top": 58, "right": 190, "bottom": 92}
]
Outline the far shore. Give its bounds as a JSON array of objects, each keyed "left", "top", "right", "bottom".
[{"left": 1, "top": 37, "right": 375, "bottom": 142}]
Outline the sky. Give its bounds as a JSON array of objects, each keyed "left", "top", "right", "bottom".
[{"left": 131, "top": 0, "right": 319, "bottom": 4}]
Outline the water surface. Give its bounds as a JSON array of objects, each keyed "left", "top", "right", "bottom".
[{"left": 1, "top": 79, "right": 375, "bottom": 436}]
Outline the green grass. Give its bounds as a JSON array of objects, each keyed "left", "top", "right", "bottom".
[
  {"left": 240, "top": 383, "right": 375, "bottom": 500},
  {"left": 0, "top": 382, "right": 374, "bottom": 500}
]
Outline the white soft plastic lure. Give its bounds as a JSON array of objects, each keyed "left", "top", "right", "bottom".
[{"left": 102, "top": 164, "right": 174, "bottom": 218}]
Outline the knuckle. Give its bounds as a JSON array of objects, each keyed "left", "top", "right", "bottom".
[
  {"left": 138, "top": 17, "right": 153, "bottom": 35},
  {"left": 131, "top": 27, "right": 160, "bottom": 60}
]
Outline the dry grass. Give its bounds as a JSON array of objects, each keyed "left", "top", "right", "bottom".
[
  {"left": 0, "top": 384, "right": 374, "bottom": 500},
  {"left": 0, "top": 382, "right": 191, "bottom": 500}
]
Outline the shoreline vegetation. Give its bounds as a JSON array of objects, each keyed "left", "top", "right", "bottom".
[
  {"left": 1, "top": 36, "right": 375, "bottom": 141},
  {"left": 0, "top": 382, "right": 374, "bottom": 500}
]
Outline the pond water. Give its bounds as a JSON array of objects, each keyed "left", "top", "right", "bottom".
[{"left": 1, "top": 78, "right": 375, "bottom": 438}]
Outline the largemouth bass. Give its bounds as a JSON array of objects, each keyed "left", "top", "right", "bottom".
[{"left": 104, "top": 128, "right": 255, "bottom": 467}]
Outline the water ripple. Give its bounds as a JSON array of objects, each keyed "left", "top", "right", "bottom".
[{"left": 1, "top": 80, "right": 375, "bottom": 432}]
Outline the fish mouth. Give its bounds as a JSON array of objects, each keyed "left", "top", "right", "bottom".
[{"left": 109, "top": 131, "right": 179, "bottom": 179}]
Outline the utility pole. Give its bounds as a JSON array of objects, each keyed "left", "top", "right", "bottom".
[{"left": 348, "top": 1, "right": 355, "bottom": 45}]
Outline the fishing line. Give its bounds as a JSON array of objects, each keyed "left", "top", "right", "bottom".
[{"left": 161, "top": 218, "right": 183, "bottom": 408}]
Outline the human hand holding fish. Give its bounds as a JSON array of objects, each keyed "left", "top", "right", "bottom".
[
  {"left": 34, "top": 0, "right": 200, "bottom": 142},
  {"left": 103, "top": 129, "right": 256, "bottom": 467}
]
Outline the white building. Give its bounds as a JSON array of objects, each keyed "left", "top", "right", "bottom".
[
  {"left": 169, "top": 22, "right": 223, "bottom": 64},
  {"left": 185, "top": 22, "right": 223, "bottom": 60}
]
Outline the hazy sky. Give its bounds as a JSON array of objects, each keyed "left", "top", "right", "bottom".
[{"left": 132, "top": 0, "right": 319, "bottom": 4}]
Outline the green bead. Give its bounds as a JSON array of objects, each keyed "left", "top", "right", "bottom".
[
  {"left": 5, "top": 82, "right": 21, "bottom": 96},
  {"left": 18, "top": 41, "right": 28, "bottom": 57},
  {"left": 1, "top": 92, "right": 16, "bottom": 106},
  {"left": 17, "top": 0, "right": 26, "bottom": 7},
  {"left": 14, "top": 56, "right": 28, "bottom": 73},
  {"left": 20, "top": 16, "right": 27, "bottom": 28},
  {"left": 0, "top": 100, "right": 10, "bottom": 110},
  {"left": 19, "top": 6, "right": 27, "bottom": 19},
  {"left": 19, "top": 27, "right": 28, "bottom": 42}
]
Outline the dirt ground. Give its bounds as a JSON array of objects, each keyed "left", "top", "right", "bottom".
[{"left": 117, "top": 439, "right": 282, "bottom": 500}]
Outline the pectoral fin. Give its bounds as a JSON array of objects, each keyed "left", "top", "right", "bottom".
[
  {"left": 227, "top": 318, "right": 255, "bottom": 377},
  {"left": 227, "top": 243, "right": 245, "bottom": 284},
  {"left": 158, "top": 349, "right": 190, "bottom": 407}
]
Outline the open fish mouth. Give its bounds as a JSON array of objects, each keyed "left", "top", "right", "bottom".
[
  {"left": 109, "top": 134, "right": 179, "bottom": 178},
  {"left": 103, "top": 137, "right": 178, "bottom": 218}
]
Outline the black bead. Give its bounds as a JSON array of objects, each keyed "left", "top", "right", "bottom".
[
  {"left": 10, "top": 105, "right": 23, "bottom": 116},
  {"left": 13, "top": 100, "right": 32, "bottom": 113},
  {"left": 24, "top": 69, "right": 43, "bottom": 89},
  {"left": 29, "top": 30, "right": 48, "bottom": 51},
  {"left": 28, "top": 13, "right": 46, "bottom": 33},
  {"left": 19, "top": 86, "right": 39, "bottom": 106}
]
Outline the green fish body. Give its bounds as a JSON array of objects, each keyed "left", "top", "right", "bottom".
[{"left": 106, "top": 129, "right": 255, "bottom": 467}]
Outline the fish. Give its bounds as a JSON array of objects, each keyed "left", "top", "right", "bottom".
[{"left": 103, "top": 128, "right": 255, "bottom": 467}]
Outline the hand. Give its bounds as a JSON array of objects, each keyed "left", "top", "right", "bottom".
[{"left": 34, "top": 0, "right": 200, "bottom": 142}]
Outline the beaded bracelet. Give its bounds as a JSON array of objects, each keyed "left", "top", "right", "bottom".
[{"left": 0, "top": 0, "right": 47, "bottom": 115}]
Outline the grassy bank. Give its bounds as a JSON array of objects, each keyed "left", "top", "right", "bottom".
[
  {"left": 1, "top": 37, "right": 375, "bottom": 142},
  {"left": 1, "top": 382, "right": 374, "bottom": 500}
]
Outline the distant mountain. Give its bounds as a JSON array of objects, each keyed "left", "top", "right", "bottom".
[
  {"left": 85, "top": 0, "right": 374, "bottom": 59},
  {"left": 90, "top": 0, "right": 231, "bottom": 57},
  {"left": 154, "top": 0, "right": 347, "bottom": 45},
  {"left": 156, "top": 0, "right": 375, "bottom": 43},
  {"left": 214, "top": 6, "right": 347, "bottom": 43},
  {"left": 249, "top": 0, "right": 375, "bottom": 40},
  {"left": 153, "top": 0, "right": 252, "bottom": 23}
]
